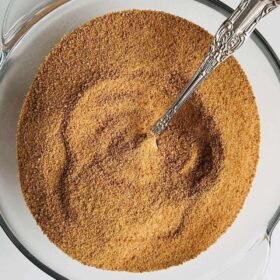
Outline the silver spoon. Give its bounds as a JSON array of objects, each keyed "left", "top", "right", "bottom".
[{"left": 152, "top": 0, "right": 280, "bottom": 136}]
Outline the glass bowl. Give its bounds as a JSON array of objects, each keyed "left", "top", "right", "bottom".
[{"left": 0, "top": 0, "right": 279, "bottom": 279}]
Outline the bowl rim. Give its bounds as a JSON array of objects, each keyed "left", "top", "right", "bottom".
[{"left": 0, "top": 0, "right": 279, "bottom": 279}]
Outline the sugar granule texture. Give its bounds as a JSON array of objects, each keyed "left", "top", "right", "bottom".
[{"left": 17, "top": 10, "right": 260, "bottom": 272}]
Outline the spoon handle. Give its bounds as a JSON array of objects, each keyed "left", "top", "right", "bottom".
[{"left": 152, "top": 0, "right": 280, "bottom": 135}]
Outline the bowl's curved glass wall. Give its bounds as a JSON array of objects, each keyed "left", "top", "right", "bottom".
[{"left": 0, "top": 0, "right": 279, "bottom": 279}]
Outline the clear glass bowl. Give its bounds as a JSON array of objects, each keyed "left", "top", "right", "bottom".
[{"left": 0, "top": 0, "right": 279, "bottom": 279}]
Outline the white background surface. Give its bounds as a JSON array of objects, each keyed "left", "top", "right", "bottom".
[{"left": 0, "top": 0, "right": 279, "bottom": 279}]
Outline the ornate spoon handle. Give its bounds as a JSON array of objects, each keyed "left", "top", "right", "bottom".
[{"left": 152, "top": 0, "right": 280, "bottom": 135}]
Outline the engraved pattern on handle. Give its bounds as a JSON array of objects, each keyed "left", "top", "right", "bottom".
[
  {"left": 198, "top": 0, "right": 248, "bottom": 76},
  {"left": 199, "top": 0, "right": 280, "bottom": 76},
  {"left": 245, "top": 0, "right": 280, "bottom": 33},
  {"left": 152, "top": 0, "right": 280, "bottom": 135}
]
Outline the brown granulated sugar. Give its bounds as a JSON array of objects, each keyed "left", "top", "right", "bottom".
[{"left": 17, "top": 10, "right": 260, "bottom": 272}]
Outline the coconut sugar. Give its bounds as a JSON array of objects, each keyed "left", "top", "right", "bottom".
[{"left": 17, "top": 10, "right": 260, "bottom": 272}]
